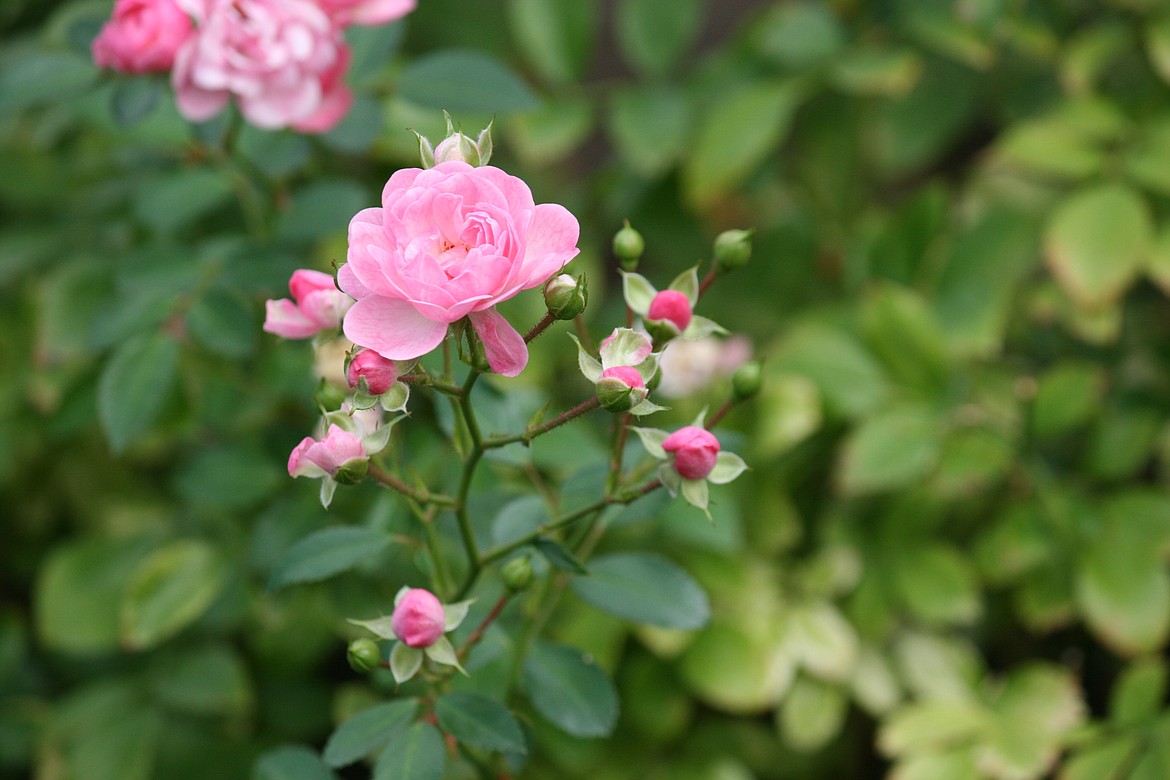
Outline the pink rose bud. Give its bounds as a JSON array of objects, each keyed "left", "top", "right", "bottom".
[
  {"left": 391, "top": 588, "right": 446, "bottom": 648},
  {"left": 347, "top": 350, "right": 398, "bottom": 395},
  {"left": 92, "top": 0, "right": 193, "bottom": 74},
  {"left": 288, "top": 424, "right": 368, "bottom": 483},
  {"left": 264, "top": 269, "right": 353, "bottom": 339},
  {"left": 647, "top": 290, "right": 693, "bottom": 333},
  {"left": 662, "top": 426, "right": 720, "bottom": 480},
  {"left": 596, "top": 366, "right": 648, "bottom": 412}
]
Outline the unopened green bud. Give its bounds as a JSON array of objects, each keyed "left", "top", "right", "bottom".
[
  {"left": 347, "top": 638, "right": 381, "bottom": 673},
  {"left": 613, "top": 220, "right": 645, "bottom": 270},
  {"left": 732, "top": 360, "right": 762, "bottom": 400},
  {"left": 501, "top": 555, "right": 534, "bottom": 592},
  {"left": 543, "top": 273, "right": 588, "bottom": 320},
  {"left": 714, "top": 229, "right": 753, "bottom": 271}
]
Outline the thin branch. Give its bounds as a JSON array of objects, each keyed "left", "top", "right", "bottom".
[{"left": 482, "top": 397, "right": 600, "bottom": 449}]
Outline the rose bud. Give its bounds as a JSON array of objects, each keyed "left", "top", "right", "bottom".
[
  {"left": 662, "top": 426, "right": 721, "bottom": 480},
  {"left": 390, "top": 588, "right": 446, "bottom": 648}
]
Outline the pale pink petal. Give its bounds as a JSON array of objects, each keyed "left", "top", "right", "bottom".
[
  {"left": 337, "top": 262, "right": 373, "bottom": 300},
  {"left": 343, "top": 296, "right": 448, "bottom": 360},
  {"left": 264, "top": 299, "right": 321, "bottom": 339},
  {"left": 468, "top": 308, "right": 528, "bottom": 377},
  {"left": 288, "top": 269, "right": 336, "bottom": 302},
  {"left": 289, "top": 437, "right": 327, "bottom": 478},
  {"left": 347, "top": 0, "right": 415, "bottom": 25},
  {"left": 517, "top": 203, "right": 580, "bottom": 285}
]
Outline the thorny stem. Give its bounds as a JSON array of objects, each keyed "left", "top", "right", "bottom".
[
  {"left": 456, "top": 594, "right": 510, "bottom": 661},
  {"left": 398, "top": 371, "right": 463, "bottom": 397},
  {"left": 705, "top": 399, "right": 736, "bottom": 429},
  {"left": 454, "top": 369, "right": 485, "bottom": 588},
  {"left": 479, "top": 478, "right": 662, "bottom": 568},
  {"left": 606, "top": 413, "right": 631, "bottom": 493},
  {"left": 368, "top": 465, "right": 456, "bottom": 507},
  {"left": 698, "top": 265, "right": 719, "bottom": 297},
  {"left": 523, "top": 311, "right": 556, "bottom": 343},
  {"left": 482, "top": 397, "right": 600, "bottom": 448}
]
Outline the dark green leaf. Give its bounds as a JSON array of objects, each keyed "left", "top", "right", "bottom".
[
  {"left": 608, "top": 84, "right": 691, "bottom": 177},
  {"left": 277, "top": 180, "right": 369, "bottom": 242},
  {"left": 186, "top": 287, "right": 258, "bottom": 359},
  {"left": 120, "top": 539, "right": 229, "bottom": 650},
  {"left": 373, "top": 722, "right": 444, "bottom": 780},
  {"left": 398, "top": 50, "right": 538, "bottom": 114},
  {"left": 151, "top": 645, "right": 252, "bottom": 717},
  {"left": 616, "top": 0, "right": 703, "bottom": 77},
  {"left": 508, "top": 0, "right": 597, "bottom": 84},
  {"left": 1110, "top": 658, "right": 1167, "bottom": 726},
  {"left": 570, "top": 552, "right": 709, "bottom": 629},
  {"left": 753, "top": 3, "right": 845, "bottom": 69},
  {"left": 534, "top": 538, "right": 587, "bottom": 574},
  {"left": 254, "top": 745, "right": 338, "bottom": 780},
  {"left": 323, "top": 699, "right": 417, "bottom": 768},
  {"left": 134, "top": 169, "right": 235, "bottom": 233},
  {"left": 523, "top": 642, "right": 618, "bottom": 738},
  {"left": 268, "top": 527, "right": 393, "bottom": 591},
  {"left": 838, "top": 405, "right": 942, "bottom": 495},
  {"left": 111, "top": 77, "right": 162, "bottom": 127},
  {"left": 435, "top": 692, "right": 526, "bottom": 755},
  {"left": 97, "top": 332, "right": 180, "bottom": 453}
]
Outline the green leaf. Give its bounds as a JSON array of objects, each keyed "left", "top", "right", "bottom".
[
  {"left": 254, "top": 745, "right": 338, "bottom": 780},
  {"left": 771, "top": 324, "right": 889, "bottom": 419},
  {"left": 119, "top": 539, "right": 229, "bottom": 651},
  {"left": 860, "top": 283, "right": 951, "bottom": 396},
  {"left": 507, "top": 95, "right": 594, "bottom": 165},
  {"left": 1147, "top": 16, "right": 1170, "bottom": 85},
  {"left": 34, "top": 536, "right": 154, "bottom": 654},
  {"left": 507, "top": 0, "right": 597, "bottom": 84},
  {"left": 1077, "top": 531, "right": 1170, "bottom": 656},
  {"left": 753, "top": 3, "right": 845, "bottom": 69},
  {"left": 995, "top": 119, "right": 1104, "bottom": 180},
  {"left": 1110, "top": 657, "right": 1168, "bottom": 726},
  {"left": 175, "top": 445, "right": 280, "bottom": 510},
  {"left": 616, "top": 0, "right": 703, "bottom": 77},
  {"left": 570, "top": 552, "right": 709, "bottom": 630},
  {"left": 398, "top": 49, "right": 538, "bottom": 114},
  {"left": 150, "top": 645, "right": 252, "bottom": 717},
  {"left": 134, "top": 169, "right": 235, "bottom": 233},
  {"left": 373, "top": 722, "right": 444, "bottom": 780},
  {"left": 323, "top": 700, "right": 418, "bottom": 768},
  {"left": 523, "top": 642, "right": 618, "bottom": 738},
  {"left": 838, "top": 404, "right": 943, "bottom": 495},
  {"left": 679, "top": 619, "right": 794, "bottom": 713},
  {"left": 1044, "top": 184, "right": 1152, "bottom": 310},
  {"left": 390, "top": 642, "right": 423, "bottom": 684},
  {"left": 608, "top": 84, "right": 691, "bottom": 177},
  {"left": 1062, "top": 738, "right": 1141, "bottom": 780},
  {"left": 533, "top": 538, "right": 587, "bottom": 574},
  {"left": 878, "top": 699, "right": 987, "bottom": 757},
  {"left": 894, "top": 545, "right": 981, "bottom": 626},
  {"left": 492, "top": 495, "right": 549, "bottom": 547},
  {"left": 829, "top": 48, "right": 922, "bottom": 96},
  {"left": 186, "top": 287, "right": 258, "bottom": 359},
  {"left": 777, "top": 676, "right": 848, "bottom": 752},
  {"left": 70, "top": 707, "right": 163, "bottom": 780},
  {"left": 434, "top": 692, "right": 526, "bottom": 755},
  {"left": 786, "top": 601, "right": 859, "bottom": 681},
  {"left": 277, "top": 180, "right": 369, "bottom": 242},
  {"left": 111, "top": 77, "right": 162, "bottom": 127},
  {"left": 0, "top": 48, "right": 95, "bottom": 117},
  {"left": 97, "top": 332, "right": 180, "bottom": 453},
  {"left": 237, "top": 127, "right": 311, "bottom": 179},
  {"left": 683, "top": 80, "right": 804, "bottom": 208},
  {"left": 269, "top": 527, "right": 392, "bottom": 590},
  {"left": 1031, "top": 362, "right": 1104, "bottom": 437}
]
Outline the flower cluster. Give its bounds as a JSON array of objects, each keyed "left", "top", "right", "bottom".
[
  {"left": 349, "top": 586, "right": 471, "bottom": 683},
  {"left": 92, "top": 0, "right": 415, "bottom": 131}
]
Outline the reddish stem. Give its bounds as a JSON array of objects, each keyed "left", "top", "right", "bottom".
[{"left": 456, "top": 595, "right": 510, "bottom": 660}]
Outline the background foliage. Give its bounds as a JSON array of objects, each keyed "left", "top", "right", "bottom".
[{"left": 5, "top": 0, "right": 1170, "bottom": 777}]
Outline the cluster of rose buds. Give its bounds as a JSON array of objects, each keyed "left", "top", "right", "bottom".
[
  {"left": 348, "top": 587, "right": 471, "bottom": 682},
  {"left": 92, "top": 0, "right": 415, "bottom": 131}
]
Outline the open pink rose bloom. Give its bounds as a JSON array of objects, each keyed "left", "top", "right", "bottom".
[
  {"left": 263, "top": 269, "right": 353, "bottom": 339},
  {"left": 339, "top": 161, "right": 581, "bottom": 376},
  {"left": 287, "top": 424, "right": 366, "bottom": 478},
  {"left": 172, "top": 0, "right": 353, "bottom": 132}
]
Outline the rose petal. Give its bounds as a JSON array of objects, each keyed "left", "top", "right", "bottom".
[
  {"left": 343, "top": 295, "right": 448, "bottom": 360},
  {"left": 468, "top": 307, "right": 528, "bottom": 377}
]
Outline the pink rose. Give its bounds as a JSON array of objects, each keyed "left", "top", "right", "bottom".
[
  {"left": 172, "top": 0, "right": 353, "bottom": 132},
  {"left": 316, "top": 0, "right": 416, "bottom": 26},
  {"left": 264, "top": 269, "right": 353, "bottom": 339},
  {"left": 287, "top": 424, "right": 366, "bottom": 479},
  {"left": 662, "top": 426, "right": 720, "bottom": 480},
  {"left": 600, "top": 365, "right": 644, "bottom": 390},
  {"left": 347, "top": 349, "right": 398, "bottom": 395},
  {"left": 648, "top": 290, "right": 693, "bottom": 332},
  {"left": 339, "top": 161, "right": 580, "bottom": 376},
  {"left": 391, "top": 588, "right": 446, "bottom": 648},
  {"left": 92, "top": 0, "right": 193, "bottom": 73}
]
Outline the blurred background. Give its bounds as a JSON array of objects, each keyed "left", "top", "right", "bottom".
[{"left": 4, "top": 0, "right": 1170, "bottom": 777}]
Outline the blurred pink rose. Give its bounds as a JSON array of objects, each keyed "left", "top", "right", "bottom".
[
  {"left": 172, "top": 0, "right": 353, "bottom": 131},
  {"left": 316, "top": 0, "right": 416, "bottom": 26},
  {"left": 264, "top": 269, "right": 353, "bottom": 339},
  {"left": 391, "top": 588, "right": 445, "bottom": 648},
  {"left": 662, "top": 426, "right": 721, "bottom": 480},
  {"left": 339, "top": 161, "right": 580, "bottom": 376},
  {"left": 287, "top": 424, "right": 366, "bottom": 478},
  {"left": 92, "top": 0, "right": 193, "bottom": 73}
]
